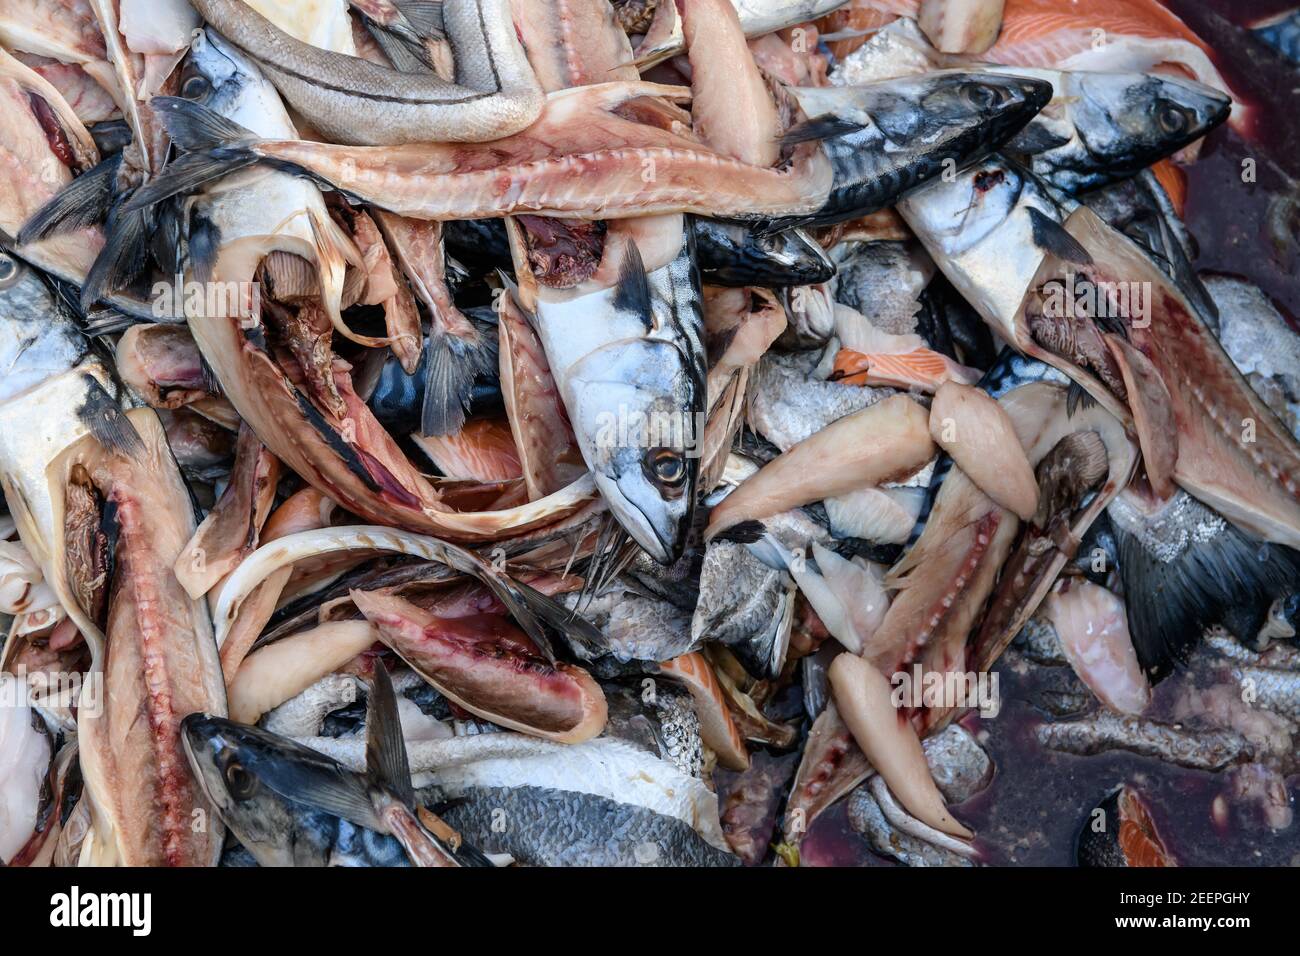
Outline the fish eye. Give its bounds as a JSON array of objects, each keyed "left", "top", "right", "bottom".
[
  {"left": 1157, "top": 103, "right": 1189, "bottom": 136},
  {"left": 181, "top": 74, "right": 212, "bottom": 100},
  {"left": 960, "top": 83, "right": 1007, "bottom": 111},
  {"left": 224, "top": 761, "right": 258, "bottom": 800},
  {"left": 644, "top": 448, "right": 686, "bottom": 491},
  {"left": 0, "top": 254, "right": 16, "bottom": 288}
]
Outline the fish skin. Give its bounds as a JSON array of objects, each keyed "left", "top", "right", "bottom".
[
  {"left": 631, "top": 0, "right": 851, "bottom": 68},
  {"left": 772, "top": 71, "right": 1053, "bottom": 230},
  {"left": 434, "top": 784, "right": 739, "bottom": 866},
  {"left": 751, "top": 350, "right": 888, "bottom": 451},
  {"left": 1035, "top": 710, "right": 1253, "bottom": 771},
  {"left": 190, "top": 0, "right": 544, "bottom": 146}
]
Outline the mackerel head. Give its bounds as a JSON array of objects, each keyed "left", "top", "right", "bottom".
[{"left": 526, "top": 216, "right": 706, "bottom": 563}]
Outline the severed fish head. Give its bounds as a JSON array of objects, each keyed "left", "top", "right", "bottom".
[
  {"left": 1032, "top": 72, "right": 1231, "bottom": 193},
  {"left": 568, "top": 335, "right": 698, "bottom": 563},
  {"left": 181, "top": 712, "right": 341, "bottom": 866}
]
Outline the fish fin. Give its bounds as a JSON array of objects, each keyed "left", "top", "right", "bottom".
[
  {"left": 81, "top": 309, "right": 139, "bottom": 338},
  {"left": 713, "top": 519, "right": 766, "bottom": 545},
  {"left": 17, "top": 154, "right": 122, "bottom": 244},
  {"left": 76, "top": 377, "right": 145, "bottom": 459},
  {"left": 1027, "top": 208, "right": 1093, "bottom": 266},
  {"left": 420, "top": 325, "right": 497, "bottom": 437},
  {"left": 612, "top": 237, "right": 652, "bottom": 330},
  {"left": 1005, "top": 123, "right": 1071, "bottom": 156},
  {"left": 393, "top": 0, "right": 444, "bottom": 36},
  {"left": 512, "top": 575, "right": 609, "bottom": 663},
  {"left": 365, "top": 664, "right": 415, "bottom": 806},
  {"left": 122, "top": 149, "right": 259, "bottom": 214},
  {"left": 148, "top": 95, "right": 255, "bottom": 151},
  {"left": 779, "top": 115, "right": 866, "bottom": 147},
  {"left": 151, "top": 197, "right": 187, "bottom": 277},
  {"left": 186, "top": 212, "right": 222, "bottom": 286},
  {"left": 576, "top": 511, "right": 634, "bottom": 611},
  {"left": 80, "top": 205, "right": 153, "bottom": 311},
  {"left": 366, "top": 19, "right": 435, "bottom": 73},
  {"left": 259, "top": 755, "right": 385, "bottom": 831},
  {"left": 1114, "top": 504, "right": 1298, "bottom": 681},
  {"left": 1065, "top": 380, "right": 1097, "bottom": 417}
]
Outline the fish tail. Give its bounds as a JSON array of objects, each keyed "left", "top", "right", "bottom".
[
  {"left": 420, "top": 323, "right": 498, "bottom": 437},
  {"left": 18, "top": 153, "right": 122, "bottom": 244},
  {"left": 120, "top": 98, "right": 261, "bottom": 214}
]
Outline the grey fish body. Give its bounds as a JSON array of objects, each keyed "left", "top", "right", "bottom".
[
  {"left": 750, "top": 350, "right": 885, "bottom": 450},
  {"left": 434, "top": 784, "right": 738, "bottom": 866},
  {"left": 773, "top": 72, "right": 1053, "bottom": 230},
  {"left": 568, "top": 584, "right": 700, "bottom": 666},
  {"left": 191, "top": 0, "right": 543, "bottom": 145},
  {"left": 1205, "top": 275, "right": 1300, "bottom": 439}
]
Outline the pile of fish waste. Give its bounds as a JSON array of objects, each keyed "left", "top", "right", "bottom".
[{"left": 0, "top": 0, "right": 1296, "bottom": 869}]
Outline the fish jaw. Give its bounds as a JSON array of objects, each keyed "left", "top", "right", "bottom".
[
  {"left": 352, "top": 589, "right": 608, "bottom": 744},
  {"left": 565, "top": 340, "right": 699, "bottom": 563}
]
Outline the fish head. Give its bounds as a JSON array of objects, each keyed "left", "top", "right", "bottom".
[
  {"left": 180, "top": 712, "right": 307, "bottom": 865},
  {"left": 855, "top": 71, "right": 1054, "bottom": 156},
  {"left": 566, "top": 337, "right": 699, "bottom": 562},
  {"left": 1068, "top": 73, "right": 1232, "bottom": 179},
  {"left": 182, "top": 28, "right": 292, "bottom": 136},
  {"left": 0, "top": 252, "right": 89, "bottom": 403}
]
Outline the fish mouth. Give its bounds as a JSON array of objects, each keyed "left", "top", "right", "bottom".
[{"left": 593, "top": 470, "right": 678, "bottom": 563}]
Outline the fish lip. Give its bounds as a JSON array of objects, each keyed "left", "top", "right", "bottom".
[{"left": 592, "top": 471, "right": 677, "bottom": 563}]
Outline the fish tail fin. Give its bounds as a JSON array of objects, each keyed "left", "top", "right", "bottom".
[
  {"left": 1115, "top": 504, "right": 1298, "bottom": 681},
  {"left": 365, "top": 0, "right": 447, "bottom": 74},
  {"left": 420, "top": 323, "right": 497, "bottom": 437},
  {"left": 120, "top": 98, "right": 260, "bottom": 214},
  {"left": 364, "top": 663, "right": 415, "bottom": 805},
  {"left": 18, "top": 153, "right": 122, "bottom": 244}
]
